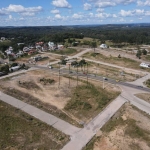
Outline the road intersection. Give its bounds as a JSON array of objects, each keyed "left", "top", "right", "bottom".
[{"left": 0, "top": 48, "right": 150, "bottom": 150}]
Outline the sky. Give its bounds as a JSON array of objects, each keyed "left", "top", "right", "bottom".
[{"left": 0, "top": 0, "right": 150, "bottom": 26}]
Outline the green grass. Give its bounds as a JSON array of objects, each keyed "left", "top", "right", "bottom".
[
  {"left": 0, "top": 100, "right": 69, "bottom": 150},
  {"left": 51, "top": 48, "right": 77, "bottom": 55},
  {"left": 64, "top": 83, "right": 120, "bottom": 121},
  {"left": 143, "top": 55, "right": 150, "bottom": 61},
  {"left": 83, "top": 52, "right": 141, "bottom": 69},
  {"left": 145, "top": 79, "right": 150, "bottom": 88}
]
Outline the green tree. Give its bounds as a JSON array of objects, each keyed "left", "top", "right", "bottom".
[
  {"left": 91, "top": 41, "right": 97, "bottom": 53},
  {"left": 0, "top": 65, "right": 9, "bottom": 73},
  {"left": 136, "top": 50, "right": 142, "bottom": 59},
  {"left": 142, "top": 49, "right": 147, "bottom": 55}
]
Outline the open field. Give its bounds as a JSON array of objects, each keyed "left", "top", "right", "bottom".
[
  {"left": 51, "top": 48, "right": 78, "bottom": 56},
  {"left": 0, "top": 100, "right": 69, "bottom": 150},
  {"left": 83, "top": 52, "right": 142, "bottom": 69},
  {"left": 135, "top": 93, "right": 150, "bottom": 103},
  {"left": 83, "top": 103, "right": 150, "bottom": 150},
  {"left": 64, "top": 82, "right": 120, "bottom": 123},
  {"left": 0, "top": 68, "right": 120, "bottom": 125},
  {"left": 63, "top": 61, "right": 141, "bottom": 82},
  {"left": 15, "top": 52, "right": 61, "bottom": 65}
]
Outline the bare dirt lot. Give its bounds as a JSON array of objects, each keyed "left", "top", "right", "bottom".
[
  {"left": 84, "top": 103, "right": 150, "bottom": 150},
  {"left": 15, "top": 52, "right": 61, "bottom": 65},
  {"left": 0, "top": 68, "right": 120, "bottom": 125}
]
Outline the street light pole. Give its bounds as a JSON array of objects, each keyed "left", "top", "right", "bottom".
[
  {"left": 59, "top": 63, "right": 60, "bottom": 87},
  {"left": 69, "top": 64, "right": 70, "bottom": 87},
  {"left": 103, "top": 77, "right": 105, "bottom": 89}
]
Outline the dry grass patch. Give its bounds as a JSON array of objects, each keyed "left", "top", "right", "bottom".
[
  {"left": 83, "top": 52, "right": 141, "bottom": 69},
  {"left": 135, "top": 93, "right": 150, "bottom": 103},
  {"left": 83, "top": 103, "right": 150, "bottom": 150},
  {"left": 64, "top": 82, "right": 120, "bottom": 123},
  {"left": 0, "top": 100, "right": 69, "bottom": 150}
]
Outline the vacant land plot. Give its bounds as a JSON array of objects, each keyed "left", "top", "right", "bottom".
[
  {"left": 0, "top": 69, "right": 81, "bottom": 127},
  {"left": 51, "top": 48, "right": 78, "bottom": 56},
  {"left": 83, "top": 52, "right": 141, "bottom": 69},
  {"left": 16, "top": 53, "right": 61, "bottom": 65},
  {"left": 0, "top": 100, "right": 69, "bottom": 150},
  {"left": 83, "top": 103, "right": 150, "bottom": 150},
  {"left": 135, "top": 93, "right": 150, "bottom": 103},
  {"left": 0, "top": 68, "right": 120, "bottom": 125},
  {"left": 65, "top": 61, "right": 138, "bottom": 82},
  {"left": 65, "top": 83, "right": 120, "bottom": 123}
]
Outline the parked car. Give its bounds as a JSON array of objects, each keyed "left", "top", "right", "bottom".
[{"left": 0, "top": 72, "right": 8, "bottom": 77}]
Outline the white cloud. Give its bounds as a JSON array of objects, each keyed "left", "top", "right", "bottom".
[
  {"left": 52, "top": 0, "right": 71, "bottom": 8},
  {"left": 96, "top": 8, "right": 104, "bottom": 12},
  {"left": 72, "top": 13, "right": 83, "bottom": 19},
  {"left": 0, "top": 4, "right": 42, "bottom": 16},
  {"left": 84, "top": 3, "right": 92, "bottom": 10},
  {"left": 95, "top": 12, "right": 111, "bottom": 18},
  {"left": 95, "top": 2, "right": 116, "bottom": 8},
  {"left": 119, "top": 18, "right": 126, "bottom": 22},
  {"left": 9, "top": 15, "right": 12, "bottom": 19},
  {"left": 0, "top": 10, "right": 7, "bottom": 15},
  {"left": 113, "top": 14, "right": 117, "bottom": 18},
  {"left": 51, "top": 9, "right": 60, "bottom": 14},
  {"left": 89, "top": 12, "right": 94, "bottom": 17},
  {"left": 21, "top": 12, "right": 35, "bottom": 16},
  {"left": 137, "top": 0, "right": 150, "bottom": 6},
  {"left": 19, "top": 17, "right": 25, "bottom": 21},
  {"left": 145, "top": 11, "right": 150, "bottom": 16},
  {"left": 119, "top": 9, "right": 145, "bottom": 17},
  {"left": 55, "top": 14, "right": 62, "bottom": 19},
  {"left": 89, "top": 0, "right": 136, "bottom": 8}
]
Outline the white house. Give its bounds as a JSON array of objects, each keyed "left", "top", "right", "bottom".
[
  {"left": 23, "top": 47, "right": 30, "bottom": 53},
  {"left": 58, "top": 44, "right": 64, "bottom": 49},
  {"left": 100, "top": 44, "right": 108, "bottom": 49},
  {"left": 1, "top": 37, "right": 5, "bottom": 41},
  {"left": 140, "top": 63, "right": 150, "bottom": 68},
  {"left": 48, "top": 41, "right": 55, "bottom": 50},
  {"left": 5, "top": 46, "right": 13, "bottom": 55}
]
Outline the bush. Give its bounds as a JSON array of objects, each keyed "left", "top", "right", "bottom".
[{"left": 0, "top": 65, "right": 9, "bottom": 73}]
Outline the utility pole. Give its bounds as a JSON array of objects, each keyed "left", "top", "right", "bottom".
[
  {"left": 77, "top": 65, "right": 78, "bottom": 87},
  {"left": 59, "top": 63, "right": 60, "bottom": 87},
  {"left": 87, "top": 63, "right": 88, "bottom": 86},
  {"left": 69, "top": 64, "right": 70, "bottom": 87}
]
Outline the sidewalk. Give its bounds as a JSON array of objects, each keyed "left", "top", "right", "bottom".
[{"left": 0, "top": 91, "right": 80, "bottom": 136}]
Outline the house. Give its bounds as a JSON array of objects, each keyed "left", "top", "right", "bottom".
[
  {"left": 1, "top": 37, "right": 5, "bottom": 41},
  {"left": 17, "top": 43, "right": 24, "bottom": 46},
  {"left": 48, "top": 41, "right": 55, "bottom": 50},
  {"left": 140, "top": 63, "right": 150, "bottom": 68},
  {"left": 100, "top": 44, "right": 108, "bottom": 49},
  {"left": 23, "top": 47, "right": 30, "bottom": 53},
  {"left": 58, "top": 44, "right": 64, "bottom": 49},
  {"left": 16, "top": 51, "right": 24, "bottom": 58},
  {"left": 5, "top": 46, "right": 13, "bottom": 55},
  {"left": 36, "top": 42, "right": 44, "bottom": 46}
]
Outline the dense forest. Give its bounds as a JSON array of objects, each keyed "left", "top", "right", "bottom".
[{"left": 0, "top": 23, "right": 150, "bottom": 51}]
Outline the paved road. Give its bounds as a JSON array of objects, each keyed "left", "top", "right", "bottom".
[
  {"left": 0, "top": 92, "right": 80, "bottom": 136},
  {"left": 82, "top": 57, "right": 149, "bottom": 75},
  {"left": 32, "top": 65, "right": 150, "bottom": 93},
  {"left": 120, "top": 86, "right": 150, "bottom": 115},
  {"left": 0, "top": 67, "right": 37, "bottom": 80},
  {"left": 62, "top": 96, "right": 126, "bottom": 150}
]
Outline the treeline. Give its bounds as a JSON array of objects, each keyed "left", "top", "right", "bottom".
[{"left": 0, "top": 24, "right": 150, "bottom": 46}]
